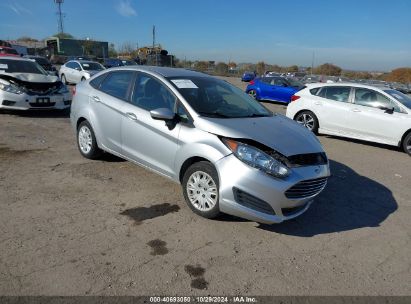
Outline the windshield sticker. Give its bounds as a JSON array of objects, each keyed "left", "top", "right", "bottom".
[
  {"left": 171, "top": 79, "right": 198, "bottom": 89},
  {"left": 0, "top": 64, "right": 8, "bottom": 69},
  {"left": 82, "top": 63, "right": 90, "bottom": 67}
]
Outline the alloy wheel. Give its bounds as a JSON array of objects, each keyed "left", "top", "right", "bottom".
[
  {"left": 297, "top": 113, "right": 315, "bottom": 131},
  {"left": 248, "top": 90, "right": 257, "bottom": 99}
]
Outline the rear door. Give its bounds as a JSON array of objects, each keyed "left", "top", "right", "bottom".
[
  {"left": 312, "top": 86, "right": 352, "bottom": 133},
  {"left": 271, "top": 78, "right": 297, "bottom": 102},
  {"left": 121, "top": 72, "right": 181, "bottom": 178},
  {"left": 89, "top": 70, "right": 135, "bottom": 153}
]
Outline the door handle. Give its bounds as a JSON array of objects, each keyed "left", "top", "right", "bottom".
[
  {"left": 91, "top": 96, "right": 100, "bottom": 102},
  {"left": 351, "top": 108, "right": 361, "bottom": 112},
  {"left": 126, "top": 112, "right": 137, "bottom": 121}
]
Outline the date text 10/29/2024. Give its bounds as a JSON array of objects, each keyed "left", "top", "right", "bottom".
[{"left": 149, "top": 296, "right": 257, "bottom": 303}]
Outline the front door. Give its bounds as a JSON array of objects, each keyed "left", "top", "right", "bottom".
[{"left": 121, "top": 72, "right": 181, "bottom": 178}]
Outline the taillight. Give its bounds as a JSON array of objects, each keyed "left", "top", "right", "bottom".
[
  {"left": 249, "top": 80, "right": 255, "bottom": 85},
  {"left": 72, "top": 86, "right": 76, "bottom": 96},
  {"left": 291, "top": 95, "right": 300, "bottom": 102}
]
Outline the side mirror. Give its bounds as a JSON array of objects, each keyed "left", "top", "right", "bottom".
[
  {"left": 150, "top": 108, "right": 175, "bottom": 121},
  {"left": 379, "top": 106, "right": 394, "bottom": 114}
]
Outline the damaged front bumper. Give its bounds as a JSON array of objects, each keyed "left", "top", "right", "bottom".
[{"left": 0, "top": 90, "right": 72, "bottom": 110}]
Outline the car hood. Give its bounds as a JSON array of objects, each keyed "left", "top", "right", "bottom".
[
  {"left": 194, "top": 114, "right": 324, "bottom": 157},
  {"left": 0, "top": 72, "right": 58, "bottom": 83}
]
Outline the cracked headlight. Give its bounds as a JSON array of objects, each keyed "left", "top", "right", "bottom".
[
  {"left": 222, "top": 138, "right": 290, "bottom": 179},
  {"left": 0, "top": 82, "right": 25, "bottom": 95}
]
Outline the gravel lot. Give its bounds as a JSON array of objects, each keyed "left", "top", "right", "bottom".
[{"left": 0, "top": 77, "right": 410, "bottom": 296}]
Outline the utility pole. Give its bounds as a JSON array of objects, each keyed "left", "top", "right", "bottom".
[
  {"left": 54, "top": 0, "right": 65, "bottom": 34},
  {"left": 311, "top": 51, "right": 315, "bottom": 75},
  {"left": 152, "top": 25, "right": 156, "bottom": 66}
]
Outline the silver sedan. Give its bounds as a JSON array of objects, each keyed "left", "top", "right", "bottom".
[{"left": 70, "top": 66, "right": 330, "bottom": 224}]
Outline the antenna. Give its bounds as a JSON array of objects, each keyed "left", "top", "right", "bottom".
[{"left": 54, "top": 0, "right": 65, "bottom": 34}]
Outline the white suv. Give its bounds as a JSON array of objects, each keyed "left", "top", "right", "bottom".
[{"left": 286, "top": 83, "right": 411, "bottom": 155}]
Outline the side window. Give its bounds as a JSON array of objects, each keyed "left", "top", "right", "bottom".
[
  {"left": 317, "top": 87, "right": 350, "bottom": 102},
  {"left": 90, "top": 73, "right": 108, "bottom": 89},
  {"left": 177, "top": 102, "right": 190, "bottom": 122},
  {"left": 310, "top": 87, "right": 320, "bottom": 95},
  {"left": 66, "top": 62, "right": 75, "bottom": 69},
  {"left": 99, "top": 71, "right": 134, "bottom": 100},
  {"left": 71, "top": 62, "right": 81, "bottom": 70},
  {"left": 354, "top": 88, "right": 400, "bottom": 111},
  {"left": 131, "top": 73, "right": 176, "bottom": 111}
]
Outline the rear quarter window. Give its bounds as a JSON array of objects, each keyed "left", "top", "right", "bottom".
[
  {"left": 90, "top": 73, "right": 108, "bottom": 89},
  {"left": 309, "top": 87, "right": 320, "bottom": 95}
]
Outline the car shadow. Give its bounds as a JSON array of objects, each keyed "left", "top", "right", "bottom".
[
  {"left": 257, "top": 159, "right": 397, "bottom": 236},
  {"left": 322, "top": 135, "right": 402, "bottom": 153},
  {"left": 1, "top": 109, "right": 70, "bottom": 118}
]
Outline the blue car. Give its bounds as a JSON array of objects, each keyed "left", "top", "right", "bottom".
[
  {"left": 246, "top": 76, "right": 304, "bottom": 103},
  {"left": 241, "top": 71, "right": 256, "bottom": 82}
]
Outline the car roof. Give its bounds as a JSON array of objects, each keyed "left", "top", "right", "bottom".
[
  {"left": 304, "top": 82, "right": 391, "bottom": 91},
  {"left": 69, "top": 60, "right": 100, "bottom": 64},
  {"left": 109, "top": 65, "right": 211, "bottom": 78},
  {"left": 0, "top": 56, "right": 33, "bottom": 62}
]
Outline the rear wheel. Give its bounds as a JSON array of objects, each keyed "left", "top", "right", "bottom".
[
  {"left": 248, "top": 89, "right": 257, "bottom": 99},
  {"left": 402, "top": 132, "right": 411, "bottom": 156},
  {"left": 77, "top": 121, "right": 102, "bottom": 159},
  {"left": 182, "top": 161, "right": 221, "bottom": 219},
  {"left": 295, "top": 110, "right": 319, "bottom": 134}
]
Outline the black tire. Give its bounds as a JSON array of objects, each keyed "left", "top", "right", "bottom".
[
  {"left": 402, "top": 132, "right": 411, "bottom": 156},
  {"left": 295, "top": 110, "right": 319, "bottom": 134},
  {"left": 61, "top": 74, "right": 67, "bottom": 85},
  {"left": 77, "top": 120, "right": 102, "bottom": 159},
  {"left": 248, "top": 89, "right": 257, "bottom": 100},
  {"left": 182, "top": 161, "right": 221, "bottom": 219}
]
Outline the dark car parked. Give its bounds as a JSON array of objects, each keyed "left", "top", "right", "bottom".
[
  {"left": 241, "top": 71, "right": 256, "bottom": 82},
  {"left": 24, "top": 55, "right": 57, "bottom": 75},
  {"left": 103, "top": 58, "right": 137, "bottom": 68}
]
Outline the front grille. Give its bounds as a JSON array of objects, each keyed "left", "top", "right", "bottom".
[
  {"left": 287, "top": 153, "right": 328, "bottom": 167},
  {"left": 29, "top": 102, "right": 56, "bottom": 108},
  {"left": 233, "top": 187, "right": 275, "bottom": 215},
  {"left": 285, "top": 177, "right": 328, "bottom": 199}
]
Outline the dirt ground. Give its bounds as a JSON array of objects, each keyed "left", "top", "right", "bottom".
[{"left": 0, "top": 77, "right": 410, "bottom": 296}]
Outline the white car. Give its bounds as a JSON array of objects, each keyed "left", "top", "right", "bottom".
[
  {"left": 59, "top": 60, "right": 105, "bottom": 84},
  {"left": 286, "top": 83, "right": 411, "bottom": 155},
  {"left": 0, "top": 57, "right": 71, "bottom": 111}
]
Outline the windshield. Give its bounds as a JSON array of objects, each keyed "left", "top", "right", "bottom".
[
  {"left": 81, "top": 62, "right": 104, "bottom": 71},
  {"left": 0, "top": 59, "right": 47, "bottom": 75},
  {"left": 32, "top": 57, "right": 50, "bottom": 65},
  {"left": 384, "top": 89, "right": 411, "bottom": 109},
  {"left": 168, "top": 76, "right": 272, "bottom": 118}
]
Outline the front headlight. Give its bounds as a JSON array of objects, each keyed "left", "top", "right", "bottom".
[
  {"left": 222, "top": 138, "right": 290, "bottom": 179},
  {"left": 0, "top": 82, "right": 25, "bottom": 95}
]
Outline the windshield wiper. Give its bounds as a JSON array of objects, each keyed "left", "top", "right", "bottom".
[
  {"left": 198, "top": 111, "right": 232, "bottom": 118},
  {"left": 242, "top": 113, "right": 272, "bottom": 118}
]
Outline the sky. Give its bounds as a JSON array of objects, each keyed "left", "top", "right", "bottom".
[{"left": 1, "top": 0, "right": 411, "bottom": 71}]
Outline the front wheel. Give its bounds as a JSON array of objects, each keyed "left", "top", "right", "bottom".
[
  {"left": 402, "top": 132, "right": 411, "bottom": 156},
  {"left": 182, "top": 161, "right": 221, "bottom": 219},
  {"left": 295, "top": 110, "right": 319, "bottom": 134},
  {"left": 61, "top": 74, "right": 67, "bottom": 84},
  {"left": 77, "top": 121, "right": 102, "bottom": 159}
]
